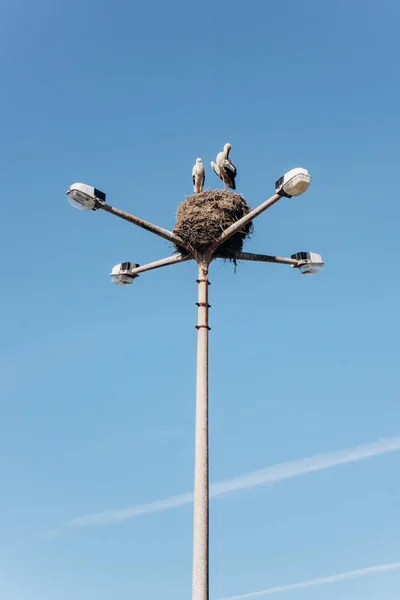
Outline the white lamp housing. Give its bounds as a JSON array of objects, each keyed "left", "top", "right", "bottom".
[
  {"left": 110, "top": 262, "right": 140, "bottom": 286},
  {"left": 67, "top": 183, "right": 106, "bottom": 211},
  {"left": 275, "top": 168, "right": 311, "bottom": 197},
  {"left": 291, "top": 252, "right": 324, "bottom": 275}
]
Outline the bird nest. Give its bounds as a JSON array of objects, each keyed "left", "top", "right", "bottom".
[{"left": 173, "top": 190, "right": 253, "bottom": 257}]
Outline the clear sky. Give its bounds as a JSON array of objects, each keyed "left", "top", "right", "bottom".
[{"left": 1, "top": 0, "right": 400, "bottom": 598}]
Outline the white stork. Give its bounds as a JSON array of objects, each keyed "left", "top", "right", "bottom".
[
  {"left": 211, "top": 143, "right": 237, "bottom": 190},
  {"left": 192, "top": 158, "right": 205, "bottom": 193}
]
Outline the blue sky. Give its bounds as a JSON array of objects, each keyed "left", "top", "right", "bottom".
[{"left": 1, "top": 0, "right": 400, "bottom": 598}]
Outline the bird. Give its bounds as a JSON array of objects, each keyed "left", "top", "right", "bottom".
[
  {"left": 211, "top": 143, "right": 237, "bottom": 190},
  {"left": 192, "top": 158, "right": 205, "bottom": 193}
]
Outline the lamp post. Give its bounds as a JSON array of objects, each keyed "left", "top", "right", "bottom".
[{"left": 66, "top": 169, "right": 323, "bottom": 600}]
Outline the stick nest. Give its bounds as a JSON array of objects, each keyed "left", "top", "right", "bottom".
[{"left": 173, "top": 190, "right": 253, "bottom": 257}]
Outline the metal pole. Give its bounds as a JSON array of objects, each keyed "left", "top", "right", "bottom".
[
  {"left": 228, "top": 251, "right": 298, "bottom": 266},
  {"left": 192, "top": 260, "right": 210, "bottom": 600},
  {"left": 100, "top": 203, "right": 187, "bottom": 249},
  {"left": 130, "top": 253, "right": 193, "bottom": 275},
  {"left": 209, "top": 193, "right": 282, "bottom": 253}
]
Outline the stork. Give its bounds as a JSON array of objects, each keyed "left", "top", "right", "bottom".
[
  {"left": 192, "top": 158, "right": 205, "bottom": 193},
  {"left": 211, "top": 143, "right": 237, "bottom": 190}
]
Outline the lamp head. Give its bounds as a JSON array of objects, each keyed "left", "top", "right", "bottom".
[{"left": 67, "top": 183, "right": 106, "bottom": 211}]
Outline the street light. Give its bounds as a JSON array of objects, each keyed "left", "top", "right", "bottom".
[
  {"left": 67, "top": 183, "right": 106, "bottom": 211},
  {"left": 275, "top": 167, "right": 311, "bottom": 197},
  {"left": 291, "top": 252, "right": 324, "bottom": 275},
  {"left": 110, "top": 262, "right": 140, "bottom": 285},
  {"left": 66, "top": 169, "right": 322, "bottom": 600}
]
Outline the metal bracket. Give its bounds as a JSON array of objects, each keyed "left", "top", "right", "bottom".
[
  {"left": 196, "top": 302, "right": 211, "bottom": 308},
  {"left": 196, "top": 279, "right": 211, "bottom": 285},
  {"left": 195, "top": 325, "right": 211, "bottom": 330}
]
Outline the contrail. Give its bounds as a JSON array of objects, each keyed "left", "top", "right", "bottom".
[
  {"left": 219, "top": 562, "right": 400, "bottom": 599},
  {"left": 43, "top": 435, "right": 400, "bottom": 537}
]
